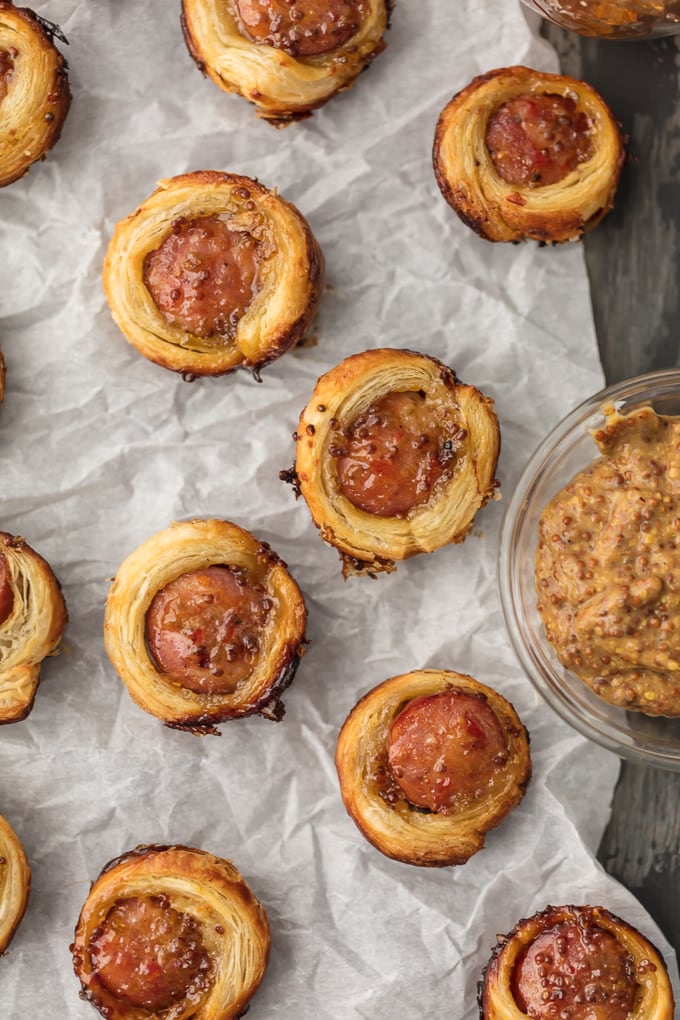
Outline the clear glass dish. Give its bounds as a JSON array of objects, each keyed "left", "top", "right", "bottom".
[
  {"left": 520, "top": 0, "right": 680, "bottom": 38},
  {"left": 499, "top": 370, "right": 680, "bottom": 771}
]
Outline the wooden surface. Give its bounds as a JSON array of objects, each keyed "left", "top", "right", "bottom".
[{"left": 545, "top": 23, "right": 680, "bottom": 962}]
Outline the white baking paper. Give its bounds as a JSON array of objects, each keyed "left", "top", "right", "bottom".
[{"left": 0, "top": 1, "right": 677, "bottom": 1016}]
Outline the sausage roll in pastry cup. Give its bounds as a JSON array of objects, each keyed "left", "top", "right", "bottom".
[
  {"left": 335, "top": 669, "right": 531, "bottom": 867},
  {"left": 289, "top": 348, "right": 500, "bottom": 577},
  {"left": 103, "top": 519, "right": 307, "bottom": 734},
  {"left": 433, "top": 66, "right": 624, "bottom": 244},
  {"left": 0, "top": 813, "right": 30, "bottom": 954},
  {"left": 103, "top": 171, "right": 324, "bottom": 378},
  {"left": 181, "top": 0, "right": 391, "bottom": 125},
  {"left": 71, "top": 844, "right": 271, "bottom": 1020},
  {"left": 0, "top": 3, "right": 71, "bottom": 188},
  {"left": 479, "top": 903, "right": 675, "bottom": 1020},
  {"left": 0, "top": 531, "right": 68, "bottom": 724}
]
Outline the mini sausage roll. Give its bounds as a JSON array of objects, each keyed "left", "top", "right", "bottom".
[
  {"left": 335, "top": 669, "right": 531, "bottom": 867},
  {"left": 287, "top": 348, "right": 500, "bottom": 577},
  {"left": 0, "top": 3, "right": 71, "bottom": 188},
  {"left": 479, "top": 904, "right": 675, "bottom": 1020},
  {"left": 0, "top": 814, "right": 30, "bottom": 954},
  {"left": 103, "top": 519, "right": 307, "bottom": 734},
  {"left": 181, "top": 0, "right": 391, "bottom": 125},
  {"left": 433, "top": 66, "right": 624, "bottom": 244},
  {"left": 71, "top": 844, "right": 271, "bottom": 1020},
  {"left": 103, "top": 171, "right": 324, "bottom": 378},
  {"left": 0, "top": 532, "right": 68, "bottom": 724}
]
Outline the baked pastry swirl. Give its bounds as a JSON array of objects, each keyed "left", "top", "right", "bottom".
[
  {"left": 433, "top": 66, "right": 624, "bottom": 243},
  {"left": 479, "top": 903, "right": 675, "bottom": 1020},
  {"left": 335, "top": 669, "right": 531, "bottom": 867},
  {"left": 103, "top": 519, "right": 307, "bottom": 734},
  {"left": 288, "top": 348, "right": 500, "bottom": 577},
  {"left": 0, "top": 2, "right": 71, "bottom": 188},
  {"left": 0, "top": 813, "right": 30, "bottom": 954},
  {"left": 71, "top": 844, "right": 270, "bottom": 1020},
  {"left": 181, "top": 0, "right": 391, "bottom": 124},
  {"left": 0, "top": 531, "right": 68, "bottom": 724},
  {"left": 103, "top": 171, "right": 324, "bottom": 378}
]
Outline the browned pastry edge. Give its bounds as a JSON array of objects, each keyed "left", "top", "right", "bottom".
[
  {"left": 103, "top": 519, "right": 308, "bottom": 733},
  {"left": 102, "top": 171, "right": 325, "bottom": 378},
  {"left": 0, "top": 531, "right": 68, "bottom": 724},
  {"left": 433, "top": 65, "right": 625, "bottom": 244},
  {"left": 335, "top": 669, "right": 531, "bottom": 867},
  {"left": 0, "top": 2, "right": 71, "bottom": 187},
  {"left": 0, "top": 813, "right": 31, "bottom": 954},
  {"left": 478, "top": 904, "right": 675, "bottom": 1019},
  {"left": 180, "top": 0, "right": 391, "bottom": 125},
  {"left": 290, "top": 348, "right": 501, "bottom": 576},
  {"left": 71, "top": 843, "right": 271, "bottom": 1020}
]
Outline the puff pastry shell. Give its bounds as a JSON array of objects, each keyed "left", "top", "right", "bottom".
[
  {"left": 433, "top": 66, "right": 624, "bottom": 243},
  {"left": 335, "top": 669, "right": 531, "bottom": 867},
  {"left": 291, "top": 348, "right": 500, "bottom": 576},
  {"left": 0, "top": 3, "right": 70, "bottom": 188},
  {"left": 0, "top": 531, "right": 68, "bottom": 724},
  {"left": 181, "top": 0, "right": 391, "bottom": 124},
  {"left": 103, "top": 519, "right": 307, "bottom": 733},
  {"left": 103, "top": 171, "right": 324, "bottom": 377},
  {"left": 71, "top": 844, "right": 271, "bottom": 1020},
  {"left": 479, "top": 903, "right": 675, "bottom": 1020},
  {"left": 0, "top": 813, "right": 30, "bottom": 954}
]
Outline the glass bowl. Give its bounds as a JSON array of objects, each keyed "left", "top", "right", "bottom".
[
  {"left": 520, "top": 0, "right": 680, "bottom": 38},
  {"left": 499, "top": 370, "right": 680, "bottom": 771}
]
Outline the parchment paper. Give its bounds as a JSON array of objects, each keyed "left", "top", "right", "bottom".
[{"left": 0, "top": 1, "right": 677, "bottom": 1016}]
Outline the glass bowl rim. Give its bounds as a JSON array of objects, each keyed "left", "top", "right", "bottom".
[{"left": 498, "top": 368, "right": 680, "bottom": 771}]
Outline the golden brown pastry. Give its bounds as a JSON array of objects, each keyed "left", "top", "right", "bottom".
[
  {"left": 0, "top": 531, "right": 68, "bottom": 724},
  {"left": 479, "top": 903, "right": 675, "bottom": 1019},
  {"left": 0, "top": 813, "right": 30, "bottom": 954},
  {"left": 103, "top": 171, "right": 324, "bottom": 378},
  {"left": 287, "top": 348, "right": 500, "bottom": 577},
  {"left": 103, "top": 519, "right": 307, "bottom": 733},
  {"left": 335, "top": 669, "right": 531, "bottom": 867},
  {"left": 71, "top": 844, "right": 270, "bottom": 1020},
  {"left": 0, "top": 3, "right": 71, "bottom": 188},
  {"left": 181, "top": 0, "right": 391, "bottom": 125},
  {"left": 433, "top": 66, "right": 624, "bottom": 244}
]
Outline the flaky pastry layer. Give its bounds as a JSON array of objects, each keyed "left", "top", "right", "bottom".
[
  {"left": 103, "top": 519, "right": 307, "bottom": 733},
  {"left": 0, "top": 3, "right": 70, "bottom": 187},
  {"left": 293, "top": 348, "right": 500, "bottom": 576},
  {"left": 71, "top": 844, "right": 271, "bottom": 1020},
  {"left": 181, "top": 0, "right": 390, "bottom": 123},
  {"left": 335, "top": 669, "right": 531, "bottom": 867},
  {"left": 103, "top": 171, "right": 324, "bottom": 377},
  {"left": 433, "top": 65, "right": 624, "bottom": 243}
]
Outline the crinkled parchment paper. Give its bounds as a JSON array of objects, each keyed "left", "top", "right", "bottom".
[{"left": 0, "top": 1, "right": 677, "bottom": 1016}]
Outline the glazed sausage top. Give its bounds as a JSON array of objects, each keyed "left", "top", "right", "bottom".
[
  {"left": 511, "top": 919, "right": 637, "bottom": 1020},
  {"left": 233, "top": 0, "right": 367, "bottom": 56},
  {"left": 332, "top": 389, "right": 460, "bottom": 518},
  {"left": 143, "top": 215, "right": 261, "bottom": 340},
  {"left": 145, "top": 564, "right": 273, "bottom": 695},
  {"left": 386, "top": 690, "right": 509, "bottom": 813},
  {"left": 87, "top": 894, "right": 212, "bottom": 1012},
  {"left": 485, "top": 93, "right": 593, "bottom": 188},
  {"left": 0, "top": 553, "right": 14, "bottom": 625}
]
